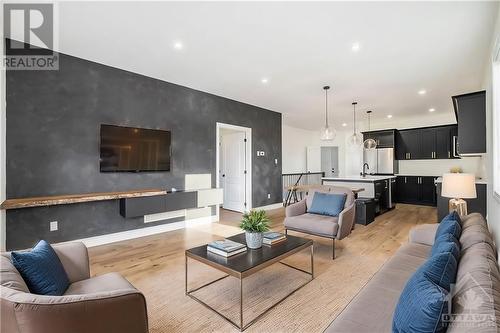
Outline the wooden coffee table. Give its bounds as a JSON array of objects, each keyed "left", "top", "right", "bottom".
[{"left": 185, "top": 233, "right": 314, "bottom": 331}]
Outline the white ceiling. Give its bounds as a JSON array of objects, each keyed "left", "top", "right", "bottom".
[{"left": 49, "top": 1, "right": 499, "bottom": 129}]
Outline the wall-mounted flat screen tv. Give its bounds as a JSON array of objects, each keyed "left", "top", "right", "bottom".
[{"left": 100, "top": 124, "right": 171, "bottom": 172}]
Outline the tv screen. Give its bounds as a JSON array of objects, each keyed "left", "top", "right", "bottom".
[{"left": 100, "top": 124, "right": 171, "bottom": 172}]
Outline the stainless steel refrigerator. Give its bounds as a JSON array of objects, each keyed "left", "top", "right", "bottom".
[{"left": 363, "top": 148, "right": 398, "bottom": 175}]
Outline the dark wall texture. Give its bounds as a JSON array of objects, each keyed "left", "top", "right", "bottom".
[{"left": 6, "top": 52, "right": 282, "bottom": 250}]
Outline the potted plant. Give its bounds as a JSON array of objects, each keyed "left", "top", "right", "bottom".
[{"left": 239, "top": 210, "right": 270, "bottom": 249}]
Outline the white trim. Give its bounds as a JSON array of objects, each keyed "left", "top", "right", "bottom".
[
  {"left": 253, "top": 203, "right": 283, "bottom": 211},
  {"left": 0, "top": 12, "right": 6, "bottom": 251},
  {"left": 216, "top": 122, "right": 252, "bottom": 212},
  {"left": 64, "top": 215, "right": 218, "bottom": 248}
]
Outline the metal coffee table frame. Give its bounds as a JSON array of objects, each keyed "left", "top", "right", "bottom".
[{"left": 185, "top": 240, "right": 314, "bottom": 331}]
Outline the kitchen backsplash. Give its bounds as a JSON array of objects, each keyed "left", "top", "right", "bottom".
[{"left": 398, "top": 156, "right": 485, "bottom": 178}]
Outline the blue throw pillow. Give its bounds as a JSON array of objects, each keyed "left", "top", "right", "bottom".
[
  {"left": 435, "top": 212, "right": 462, "bottom": 240},
  {"left": 422, "top": 251, "right": 458, "bottom": 291},
  {"left": 431, "top": 233, "right": 460, "bottom": 261},
  {"left": 393, "top": 268, "right": 449, "bottom": 333},
  {"left": 11, "top": 240, "right": 70, "bottom": 295},
  {"left": 308, "top": 192, "right": 347, "bottom": 217}
]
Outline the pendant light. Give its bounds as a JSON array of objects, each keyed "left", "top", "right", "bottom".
[
  {"left": 363, "top": 110, "right": 377, "bottom": 150},
  {"left": 347, "top": 102, "right": 363, "bottom": 147},
  {"left": 320, "top": 86, "right": 336, "bottom": 141}
]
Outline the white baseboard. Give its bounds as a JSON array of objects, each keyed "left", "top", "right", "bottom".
[
  {"left": 67, "top": 215, "right": 218, "bottom": 248},
  {"left": 253, "top": 202, "right": 284, "bottom": 211}
]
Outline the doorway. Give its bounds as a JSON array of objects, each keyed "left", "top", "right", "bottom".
[
  {"left": 321, "top": 146, "right": 339, "bottom": 177},
  {"left": 216, "top": 123, "right": 252, "bottom": 213}
]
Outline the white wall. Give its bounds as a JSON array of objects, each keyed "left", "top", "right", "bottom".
[
  {"left": 398, "top": 157, "right": 484, "bottom": 177},
  {"left": 1, "top": 10, "right": 6, "bottom": 251},
  {"left": 282, "top": 124, "right": 355, "bottom": 177},
  {"left": 483, "top": 5, "right": 500, "bottom": 252}
]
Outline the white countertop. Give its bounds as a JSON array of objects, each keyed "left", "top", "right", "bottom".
[
  {"left": 435, "top": 177, "right": 488, "bottom": 185},
  {"left": 322, "top": 175, "right": 396, "bottom": 183}
]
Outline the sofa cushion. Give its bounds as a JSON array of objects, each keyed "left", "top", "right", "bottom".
[
  {"left": 461, "top": 212, "right": 487, "bottom": 230},
  {"left": 435, "top": 212, "right": 462, "bottom": 241},
  {"left": 308, "top": 192, "right": 346, "bottom": 217},
  {"left": 11, "top": 240, "right": 70, "bottom": 296},
  {"left": 284, "top": 213, "right": 339, "bottom": 237},
  {"left": 0, "top": 254, "right": 29, "bottom": 292},
  {"left": 459, "top": 224, "right": 496, "bottom": 253},
  {"left": 65, "top": 272, "right": 135, "bottom": 295},
  {"left": 325, "top": 245, "right": 428, "bottom": 333},
  {"left": 393, "top": 268, "right": 449, "bottom": 333},
  {"left": 431, "top": 233, "right": 460, "bottom": 261},
  {"left": 447, "top": 242, "right": 500, "bottom": 332}
]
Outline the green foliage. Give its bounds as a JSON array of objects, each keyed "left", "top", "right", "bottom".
[{"left": 239, "top": 210, "right": 270, "bottom": 233}]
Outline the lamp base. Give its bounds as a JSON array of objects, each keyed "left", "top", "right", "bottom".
[{"left": 449, "top": 198, "right": 467, "bottom": 216}]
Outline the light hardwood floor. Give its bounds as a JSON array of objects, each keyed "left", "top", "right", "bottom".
[{"left": 89, "top": 204, "right": 437, "bottom": 333}]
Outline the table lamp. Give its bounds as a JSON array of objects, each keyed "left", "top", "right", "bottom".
[{"left": 441, "top": 173, "right": 477, "bottom": 216}]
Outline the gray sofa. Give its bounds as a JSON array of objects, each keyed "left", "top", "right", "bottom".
[
  {"left": 284, "top": 186, "right": 356, "bottom": 259},
  {"left": 325, "top": 213, "right": 500, "bottom": 332},
  {"left": 1, "top": 242, "right": 148, "bottom": 333}
]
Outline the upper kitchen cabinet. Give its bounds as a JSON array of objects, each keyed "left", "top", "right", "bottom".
[
  {"left": 362, "top": 130, "right": 396, "bottom": 148},
  {"left": 395, "top": 125, "right": 457, "bottom": 160},
  {"left": 396, "top": 129, "right": 421, "bottom": 160},
  {"left": 452, "top": 91, "right": 486, "bottom": 155}
]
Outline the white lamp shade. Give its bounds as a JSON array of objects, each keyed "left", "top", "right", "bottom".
[{"left": 441, "top": 173, "right": 477, "bottom": 199}]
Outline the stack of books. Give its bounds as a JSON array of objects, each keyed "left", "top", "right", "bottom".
[
  {"left": 207, "top": 239, "right": 247, "bottom": 257},
  {"left": 263, "top": 232, "right": 286, "bottom": 245}
]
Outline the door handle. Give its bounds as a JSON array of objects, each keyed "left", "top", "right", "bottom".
[
  {"left": 448, "top": 151, "right": 451, "bottom": 158},
  {"left": 405, "top": 177, "right": 407, "bottom": 183}
]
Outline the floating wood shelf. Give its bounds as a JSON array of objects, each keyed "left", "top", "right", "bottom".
[{"left": 0, "top": 189, "right": 167, "bottom": 210}]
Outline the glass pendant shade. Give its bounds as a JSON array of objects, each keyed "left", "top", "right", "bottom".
[
  {"left": 321, "top": 125, "right": 337, "bottom": 141},
  {"left": 347, "top": 101, "right": 362, "bottom": 147},
  {"left": 320, "top": 86, "right": 336, "bottom": 141},
  {"left": 363, "top": 138, "right": 377, "bottom": 149},
  {"left": 363, "top": 110, "right": 377, "bottom": 150},
  {"left": 348, "top": 132, "right": 363, "bottom": 146}
]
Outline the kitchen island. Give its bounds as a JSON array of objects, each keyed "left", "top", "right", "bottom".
[{"left": 322, "top": 176, "right": 396, "bottom": 214}]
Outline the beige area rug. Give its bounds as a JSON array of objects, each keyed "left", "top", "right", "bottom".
[{"left": 125, "top": 225, "right": 388, "bottom": 333}]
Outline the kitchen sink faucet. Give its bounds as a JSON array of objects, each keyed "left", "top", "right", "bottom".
[{"left": 361, "top": 163, "right": 370, "bottom": 177}]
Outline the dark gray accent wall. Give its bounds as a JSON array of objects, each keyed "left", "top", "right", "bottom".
[{"left": 6, "top": 51, "right": 282, "bottom": 250}]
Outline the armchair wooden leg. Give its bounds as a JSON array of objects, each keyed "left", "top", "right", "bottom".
[
  {"left": 285, "top": 229, "right": 288, "bottom": 236},
  {"left": 332, "top": 238, "right": 335, "bottom": 260}
]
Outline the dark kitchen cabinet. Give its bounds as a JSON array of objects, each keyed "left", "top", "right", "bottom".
[
  {"left": 396, "top": 129, "right": 421, "bottom": 160},
  {"left": 374, "top": 179, "right": 390, "bottom": 213},
  {"left": 436, "top": 182, "right": 487, "bottom": 221},
  {"left": 435, "top": 126, "right": 453, "bottom": 159},
  {"left": 395, "top": 125, "right": 457, "bottom": 160},
  {"left": 395, "top": 176, "right": 437, "bottom": 206},
  {"left": 363, "top": 130, "right": 395, "bottom": 148},
  {"left": 452, "top": 91, "right": 486, "bottom": 155}
]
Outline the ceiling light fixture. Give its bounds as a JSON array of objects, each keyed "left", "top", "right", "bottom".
[
  {"left": 429, "top": 108, "right": 436, "bottom": 112},
  {"left": 363, "top": 111, "right": 377, "bottom": 150},
  {"left": 173, "top": 41, "right": 183, "bottom": 50},
  {"left": 418, "top": 89, "right": 427, "bottom": 95},
  {"left": 261, "top": 78, "right": 269, "bottom": 84},
  {"left": 320, "top": 86, "right": 336, "bottom": 141},
  {"left": 351, "top": 42, "right": 361, "bottom": 52},
  {"left": 387, "top": 114, "right": 393, "bottom": 119},
  {"left": 347, "top": 102, "right": 363, "bottom": 148},
  {"left": 342, "top": 123, "right": 347, "bottom": 127}
]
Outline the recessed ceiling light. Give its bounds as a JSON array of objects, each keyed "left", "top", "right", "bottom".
[
  {"left": 429, "top": 108, "right": 436, "bottom": 112},
  {"left": 173, "top": 41, "right": 183, "bottom": 50},
  {"left": 351, "top": 42, "right": 361, "bottom": 52},
  {"left": 261, "top": 78, "right": 269, "bottom": 84},
  {"left": 387, "top": 115, "right": 393, "bottom": 119},
  {"left": 418, "top": 89, "right": 427, "bottom": 95},
  {"left": 342, "top": 123, "right": 347, "bottom": 127}
]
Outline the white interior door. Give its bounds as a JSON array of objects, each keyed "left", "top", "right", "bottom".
[
  {"left": 306, "top": 146, "right": 321, "bottom": 172},
  {"left": 321, "top": 147, "right": 339, "bottom": 177},
  {"left": 221, "top": 132, "right": 247, "bottom": 212}
]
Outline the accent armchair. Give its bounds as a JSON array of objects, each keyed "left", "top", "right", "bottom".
[
  {"left": 1, "top": 242, "right": 148, "bottom": 333},
  {"left": 284, "top": 186, "right": 356, "bottom": 259}
]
